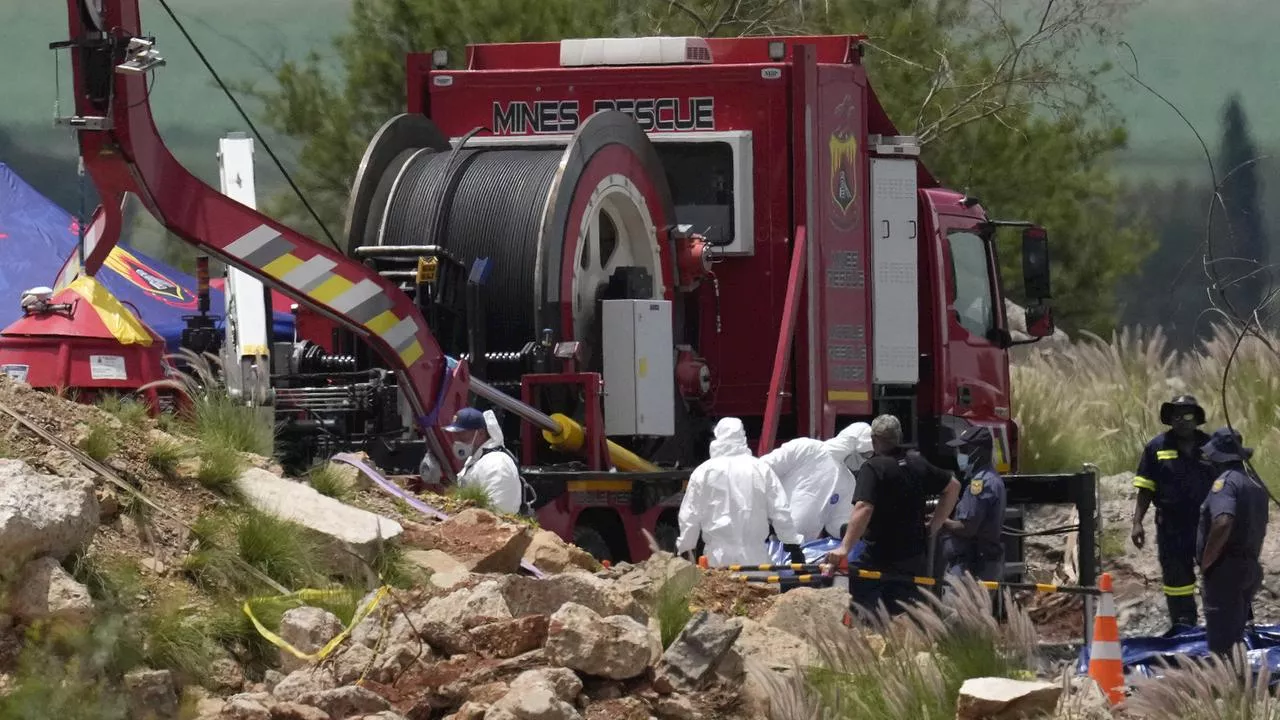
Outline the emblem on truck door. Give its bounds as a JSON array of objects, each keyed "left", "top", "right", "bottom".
[{"left": 829, "top": 95, "right": 859, "bottom": 229}]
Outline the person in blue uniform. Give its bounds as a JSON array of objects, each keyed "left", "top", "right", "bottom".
[
  {"left": 1130, "top": 394, "right": 1215, "bottom": 629},
  {"left": 941, "top": 426, "right": 1008, "bottom": 584},
  {"left": 1198, "top": 427, "right": 1269, "bottom": 656}
]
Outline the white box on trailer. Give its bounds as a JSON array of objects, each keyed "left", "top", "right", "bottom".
[{"left": 602, "top": 299, "right": 675, "bottom": 436}]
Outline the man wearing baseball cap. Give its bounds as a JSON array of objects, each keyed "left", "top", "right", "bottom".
[
  {"left": 1198, "top": 427, "right": 1269, "bottom": 656},
  {"left": 941, "top": 426, "right": 1008, "bottom": 594},
  {"left": 442, "top": 406, "right": 522, "bottom": 514}
]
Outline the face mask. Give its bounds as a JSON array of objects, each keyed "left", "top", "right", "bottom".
[
  {"left": 956, "top": 452, "right": 970, "bottom": 471},
  {"left": 452, "top": 440, "right": 475, "bottom": 461}
]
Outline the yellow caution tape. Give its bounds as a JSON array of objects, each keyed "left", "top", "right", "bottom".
[{"left": 242, "top": 585, "right": 390, "bottom": 662}]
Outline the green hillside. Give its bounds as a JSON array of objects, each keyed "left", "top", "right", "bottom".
[{"left": 1, "top": 0, "right": 1276, "bottom": 202}]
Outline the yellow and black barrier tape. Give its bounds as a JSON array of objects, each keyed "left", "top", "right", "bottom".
[
  {"left": 845, "top": 568, "right": 1101, "bottom": 596},
  {"left": 243, "top": 586, "right": 390, "bottom": 662},
  {"left": 732, "top": 573, "right": 830, "bottom": 584},
  {"left": 718, "top": 563, "right": 825, "bottom": 573}
]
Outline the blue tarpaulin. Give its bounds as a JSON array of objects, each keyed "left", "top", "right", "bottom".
[
  {"left": 0, "top": 162, "right": 293, "bottom": 349},
  {"left": 1076, "top": 624, "right": 1280, "bottom": 679}
]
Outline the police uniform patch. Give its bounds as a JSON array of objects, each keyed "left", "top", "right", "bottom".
[
  {"left": 969, "top": 479, "right": 984, "bottom": 495},
  {"left": 1212, "top": 478, "right": 1225, "bottom": 493},
  {"left": 829, "top": 493, "right": 840, "bottom": 505}
]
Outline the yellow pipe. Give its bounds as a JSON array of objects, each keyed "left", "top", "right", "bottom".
[{"left": 542, "top": 412, "right": 660, "bottom": 472}]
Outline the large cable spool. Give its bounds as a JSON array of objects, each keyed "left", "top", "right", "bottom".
[{"left": 345, "top": 111, "right": 679, "bottom": 371}]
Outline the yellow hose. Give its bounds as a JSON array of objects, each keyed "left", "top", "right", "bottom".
[{"left": 542, "top": 412, "right": 659, "bottom": 472}]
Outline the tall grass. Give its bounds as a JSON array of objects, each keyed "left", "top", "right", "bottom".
[
  {"left": 1125, "top": 649, "right": 1278, "bottom": 719},
  {"left": 1013, "top": 324, "right": 1280, "bottom": 491},
  {"left": 78, "top": 420, "right": 119, "bottom": 462},
  {"left": 752, "top": 575, "right": 1039, "bottom": 720},
  {"left": 653, "top": 571, "right": 699, "bottom": 649},
  {"left": 143, "top": 350, "right": 274, "bottom": 458}
]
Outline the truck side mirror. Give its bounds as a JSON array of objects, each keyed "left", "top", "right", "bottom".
[
  {"left": 1025, "top": 303, "right": 1055, "bottom": 338},
  {"left": 1021, "top": 226, "right": 1051, "bottom": 300}
]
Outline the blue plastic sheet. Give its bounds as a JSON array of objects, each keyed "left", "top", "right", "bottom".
[
  {"left": 765, "top": 537, "right": 863, "bottom": 566},
  {"left": 0, "top": 163, "right": 294, "bottom": 350},
  {"left": 1075, "top": 624, "right": 1280, "bottom": 680}
]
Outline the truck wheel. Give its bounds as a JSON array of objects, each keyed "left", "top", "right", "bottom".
[{"left": 573, "top": 526, "right": 613, "bottom": 564}]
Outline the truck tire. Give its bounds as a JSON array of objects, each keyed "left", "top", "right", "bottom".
[{"left": 573, "top": 526, "right": 613, "bottom": 564}]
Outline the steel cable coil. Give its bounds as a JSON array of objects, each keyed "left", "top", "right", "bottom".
[{"left": 377, "top": 148, "right": 563, "bottom": 354}]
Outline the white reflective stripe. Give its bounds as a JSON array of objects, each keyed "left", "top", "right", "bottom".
[
  {"left": 1097, "top": 596, "right": 1115, "bottom": 616},
  {"left": 1090, "top": 643, "right": 1123, "bottom": 661}
]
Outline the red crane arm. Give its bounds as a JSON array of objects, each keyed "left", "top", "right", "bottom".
[{"left": 58, "top": 0, "right": 468, "bottom": 469}]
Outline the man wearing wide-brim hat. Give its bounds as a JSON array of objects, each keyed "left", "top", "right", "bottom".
[
  {"left": 1130, "top": 394, "right": 1216, "bottom": 630},
  {"left": 1197, "top": 426, "right": 1269, "bottom": 656}
]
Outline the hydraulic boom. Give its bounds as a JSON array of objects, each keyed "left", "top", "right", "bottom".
[{"left": 55, "top": 0, "right": 470, "bottom": 474}]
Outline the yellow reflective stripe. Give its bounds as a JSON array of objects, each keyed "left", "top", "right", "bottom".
[
  {"left": 261, "top": 253, "right": 304, "bottom": 278},
  {"left": 1133, "top": 476, "right": 1157, "bottom": 491},
  {"left": 365, "top": 310, "right": 399, "bottom": 336},
  {"left": 308, "top": 275, "right": 355, "bottom": 304},
  {"left": 398, "top": 340, "right": 425, "bottom": 367},
  {"left": 1163, "top": 584, "right": 1196, "bottom": 597},
  {"left": 1156, "top": 450, "right": 1178, "bottom": 460},
  {"left": 1035, "top": 583, "right": 1058, "bottom": 593}
]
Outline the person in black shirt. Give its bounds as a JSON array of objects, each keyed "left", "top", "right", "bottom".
[{"left": 826, "top": 414, "right": 961, "bottom": 618}]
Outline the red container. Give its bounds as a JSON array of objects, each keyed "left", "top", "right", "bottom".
[{"left": 0, "top": 277, "right": 168, "bottom": 411}]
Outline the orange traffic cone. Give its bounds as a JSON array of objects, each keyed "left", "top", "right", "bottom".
[
  {"left": 697, "top": 555, "right": 709, "bottom": 569},
  {"left": 1088, "top": 572, "right": 1124, "bottom": 705}
]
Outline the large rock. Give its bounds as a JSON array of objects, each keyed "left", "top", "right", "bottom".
[
  {"left": 405, "top": 549, "right": 472, "bottom": 590},
  {"left": 726, "top": 618, "right": 817, "bottom": 672},
  {"left": 414, "top": 509, "right": 533, "bottom": 573},
  {"left": 955, "top": 677, "right": 1063, "bottom": 720},
  {"left": 295, "top": 686, "right": 390, "bottom": 717},
  {"left": 499, "top": 574, "right": 646, "bottom": 623},
  {"left": 277, "top": 606, "right": 345, "bottom": 673},
  {"left": 545, "top": 602, "right": 659, "bottom": 680},
  {"left": 655, "top": 611, "right": 742, "bottom": 691},
  {"left": 509, "top": 667, "right": 582, "bottom": 703},
  {"left": 271, "top": 669, "right": 338, "bottom": 703},
  {"left": 760, "top": 587, "right": 848, "bottom": 634},
  {"left": 522, "top": 530, "right": 599, "bottom": 575},
  {"left": 8, "top": 556, "right": 94, "bottom": 625},
  {"left": 422, "top": 580, "right": 513, "bottom": 628},
  {"left": 490, "top": 684, "right": 582, "bottom": 720},
  {"left": 237, "top": 468, "right": 403, "bottom": 559},
  {"left": 0, "top": 460, "right": 99, "bottom": 575},
  {"left": 610, "top": 553, "right": 700, "bottom": 608},
  {"left": 124, "top": 668, "right": 179, "bottom": 720},
  {"left": 469, "top": 615, "right": 549, "bottom": 658},
  {"left": 268, "top": 703, "right": 329, "bottom": 720}
]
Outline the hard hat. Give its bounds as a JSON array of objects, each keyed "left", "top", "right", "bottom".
[{"left": 1160, "top": 394, "right": 1205, "bottom": 426}]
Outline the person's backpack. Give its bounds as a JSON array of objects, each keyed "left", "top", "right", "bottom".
[{"left": 473, "top": 445, "right": 537, "bottom": 515}]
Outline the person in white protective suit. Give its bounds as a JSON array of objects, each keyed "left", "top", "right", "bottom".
[
  {"left": 676, "top": 417, "right": 803, "bottom": 566},
  {"left": 441, "top": 407, "right": 523, "bottom": 514},
  {"left": 761, "top": 421, "right": 873, "bottom": 542}
]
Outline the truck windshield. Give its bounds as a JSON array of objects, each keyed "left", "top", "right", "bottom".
[{"left": 948, "top": 230, "right": 996, "bottom": 339}]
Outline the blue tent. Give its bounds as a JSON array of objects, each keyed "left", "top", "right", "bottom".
[{"left": 0, "top": 162, "right": 293, "bottom": 349}]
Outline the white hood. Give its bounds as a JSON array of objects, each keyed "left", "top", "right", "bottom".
[
  {"left": 708, "top": 417, "right": 751, "bottom": 458},
  {"left": 480, "top": 409, "right": 505, "bottom": 449},
  {"left": 823, "top": 421, "right": 872, "bottom": 464}
]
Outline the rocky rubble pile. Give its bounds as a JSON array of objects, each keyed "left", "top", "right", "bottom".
[{"left": 179, "top": 538, "right": 856, "bottom": 720}]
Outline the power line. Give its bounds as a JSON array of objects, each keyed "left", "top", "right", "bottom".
[{"left": 151, "top": 0, "right": 341, "bottom": 252}]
